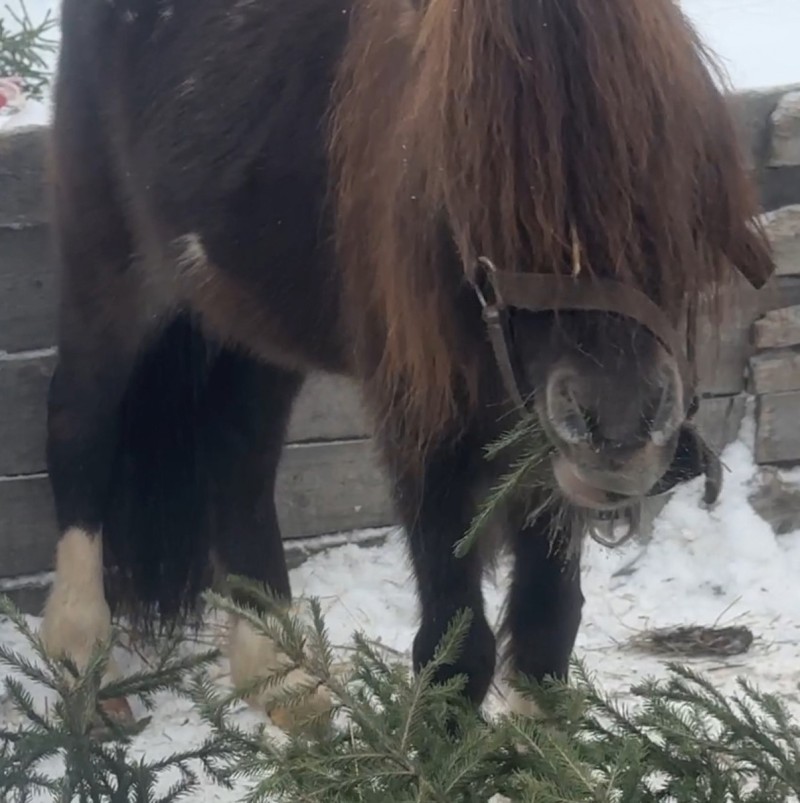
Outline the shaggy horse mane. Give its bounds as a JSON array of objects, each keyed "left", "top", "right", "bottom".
[{"left": 328, "top": 0, "right": 773, "bottom": 447}]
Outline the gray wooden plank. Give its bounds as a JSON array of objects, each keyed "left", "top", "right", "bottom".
[
  {"left": 696, "top": 276, "right": 800, "bottom": 395},
  {"left": 749, "top": 349, "right": 800, "bottom": 395},
  {"left": 0, "top": 355, "right": 371, "bottom": 476},
  {"left": 752, "top": 304, "right": 800, "bottom": 350},
  {"left": 727, "top": 85, "right": 799, "bottom": 171},
  {"left": 1, "top": 582, "right": 51, "bottom": 617},
  {"left": 758, "top": 164, "right": 800, "bottom": 213},
  {"left": 694, "top": 394, "right": 747, "bottom": 454},
  {"left": 0, "top": 474, "right": 56, "bottom": 579},
  {"left": 755, "top": 391, "right": 800, "bottom": 465},
  {"left": 0, "top": 354, "right": 52, "bottom": 475},
  {"left": 769, "top": 90, "right": 800, "bottom": 168},
  {"left": 0, "top": 89, "right": 787, "bottom": 225},
  {"left": 0, "top": 126, "right": 49, "bottom": 228},
  {"left": 0, "top": 439, "right": 394, "bottom": 578},
  {"left": 0, "top": 226, "right": 58, "bottom": 352},
  {"left": 276, "top": 440, "right": 393, "bottom": 539},
  {"left": 763, "top": 205, "right": 800, "bottom": 277},
  {"left": 288, "top": 374, "right": 370, "bottom": 442}
]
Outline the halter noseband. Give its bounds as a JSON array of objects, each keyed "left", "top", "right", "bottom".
[
  {"left": 466, "top": 257, "right": 720, "bottom": 545},
  {"left": 467, "top": 256, "right": 698, "bottom": 416}
]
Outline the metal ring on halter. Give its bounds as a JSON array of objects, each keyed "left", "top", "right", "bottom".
[
  {"left": 587, "top": 506, "right": 640, "bottom": 549},
  {"left": 470, "top": 256, "right": 501, "bottom": 309}
]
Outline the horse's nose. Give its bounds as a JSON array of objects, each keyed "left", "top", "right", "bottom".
[
  {"left": 544, "top": 368, "right": 592, "bottom": 445},
  {"left": 545, "top": 360, "right": 684, "bottom": 448}
]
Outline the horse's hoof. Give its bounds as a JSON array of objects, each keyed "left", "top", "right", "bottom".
[
  {"left": 228, "top": 615, "right": 335, "bottom": 733},
  {"left": 267, "top": 682, "right": 334, "bottom": 733},
  {"left": 99, "top": 695, "right": 135, "bottom": 725},
  {"left": 504, "top": 686, "right": 544, "bottom": 719}
]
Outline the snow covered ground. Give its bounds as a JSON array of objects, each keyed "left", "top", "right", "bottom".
[
  {"left": 1, "top": 0, "right": 799, "bottom": 799},
  {"left": 1, "top": 410, "right": 799, "bottom": 799}
]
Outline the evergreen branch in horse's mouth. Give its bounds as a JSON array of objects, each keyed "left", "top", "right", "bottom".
[{"left": 456, "top": 416, "right": 555, "bottom": 558}]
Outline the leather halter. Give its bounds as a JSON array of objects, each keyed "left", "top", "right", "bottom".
[
  {"left": 467, "top": 257, "right": 698, "bottom": 418},
  {"left": 466, "top": 257, "right": 720, "bottom": 540}
]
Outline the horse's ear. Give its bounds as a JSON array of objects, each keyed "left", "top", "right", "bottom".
[{"left": 730, "top": 222, "right": 776, "bottom": 290}]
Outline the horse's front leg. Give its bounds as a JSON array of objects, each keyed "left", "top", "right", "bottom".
[
  {"left": 503, "top": 508, "right": 583, "bottom": 715},
  {"left": 385, "top": 430, "right": 496, "bottom": 707}
]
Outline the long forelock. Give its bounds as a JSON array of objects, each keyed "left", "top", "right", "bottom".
[{"left": 329, "top": 0, "right": 772, "bottom": 452}]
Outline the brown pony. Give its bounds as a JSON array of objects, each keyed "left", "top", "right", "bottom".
[{"left": 40, "top": 0, "right": 772, "bottom": 723}]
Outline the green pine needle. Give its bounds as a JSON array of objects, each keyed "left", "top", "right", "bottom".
[
  {"left": 2, "top": 590, "right": 799, "bottom": 802},
  {"left": 0, "top": 1, "right": 58, "bottom": 98}
]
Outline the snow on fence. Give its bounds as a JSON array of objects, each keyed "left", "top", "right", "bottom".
[{"left": 1, "top": 85, "right": 800, "bottom": 612}]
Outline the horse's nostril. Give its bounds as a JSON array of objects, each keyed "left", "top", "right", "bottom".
[
  {"left": 546, "top": 371, "right": 591, "bottom": 444},
  {"left": 579, "top": 406, "right": 598, "bottom": 437}
]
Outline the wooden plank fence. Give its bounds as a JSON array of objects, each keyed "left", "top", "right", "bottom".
[{"left": 2, "top": 83, "right": 800, "bottom": 610}]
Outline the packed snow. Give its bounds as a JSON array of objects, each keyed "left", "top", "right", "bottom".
[
  {"left": 1, "top": 409, "right": 799, "bottom": 800},
  {"left": 1, "top": 0, "right": 800, "bottom": 799}
]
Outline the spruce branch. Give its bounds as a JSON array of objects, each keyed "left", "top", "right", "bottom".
[
  {"left": 3, "top": 588, "right": 800, "bottom": 802},
  {"left": 456, "top": 413, "right": 555, "bottom": 558},
  {"left": 0, "top": 594, "right": 231, "bottom": 803},
  {"left": 0, "top": 0, "right": 58, "bottom": 97}
]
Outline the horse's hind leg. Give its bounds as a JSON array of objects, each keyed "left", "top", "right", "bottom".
[
  {"left": 205, "top": 352, "right": 300, "bottom": 604},
  {"left": 503, "top": 510, "right": 583, "bottom": 715},
  {"left": 203, "top": 354, "right": 330, "bottom": 728}
]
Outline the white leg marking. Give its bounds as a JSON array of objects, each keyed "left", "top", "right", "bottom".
[
  {"left": 228, "top": 613, "right": 332, "bottom": 731},
  {"left": 40, "top": 528, "right": 113, "bottom": 673},
  {"left": 504, "top": 686, "right": 544, "bottom": 719}
]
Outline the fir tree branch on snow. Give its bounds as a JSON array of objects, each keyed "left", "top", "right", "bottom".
[
  {"left": 2, "top": 587, "right": 800, "bottom": 802},
  {"left": 0, "top": 1, "right": 57, "bottom": 97},
  {"left": 0, "top": 595, "right": 233, "bottom": 803},
  {"left": 198, "top": 585, "right": 800, "bottom": 803}
]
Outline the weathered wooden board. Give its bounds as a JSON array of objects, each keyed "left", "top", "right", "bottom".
[
  {"left": 0, "top": 474, "right": 54, "bottom": 579},
  {"left": 0, "top": 582, "right": 52, "bottom": 616},
  {"left": 0, "top": 439, "right": 394, "bottom": 579},
  {"left": 759, "top": 165, "right": 800, "bottom": 214},
  {"left": 763, "top": 205, "right": 800, "bottom": 277},
  {"left": 752, "top": 304, "right": 800, "bottom": 350},
  {"left": 0, "top": 354, "right": 52, "bottom": 475},
  {"left": 695, "top": 275, "right": 800, "bottom": 396},
  {"left": 755, "top": 391, "right": 800, "bottom": 465},
  {"left": 0, "top": 226, "right": 58, "bottom": 353},
  {"left": 2, "top": 87, "right": 795, "bottom": 225},
  {"left": 0, "top": 329, "right": 761, "bottom": 478},
  {"left": 0, "top": 389, "right": 745, "bottom": 579},
  {"left": 769, "top": 90, "right": 800, "bottom": 168},
  {"left": 749, "top": 349, "right": 800, "bottom": 395},
  {"left": 728, "top": 86, "right": 798, "bottom": 171},
  {"left": 276, "top": 440, "right": 392, "bottom": 540},
  {"left": 0, "top": 126, "right": 49, "bottom": 228},
  {"left": 693, "top": 393, "right": 748, "bottom": 453},
  {"left": 2, "top": 240, "right": 796, "bottom": 407},
  {"left": 0, "top": 355, "right": 370, "bottom": 475},
  {"left": 290, "top": 374, "right": 369, "bottom": 442}
]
